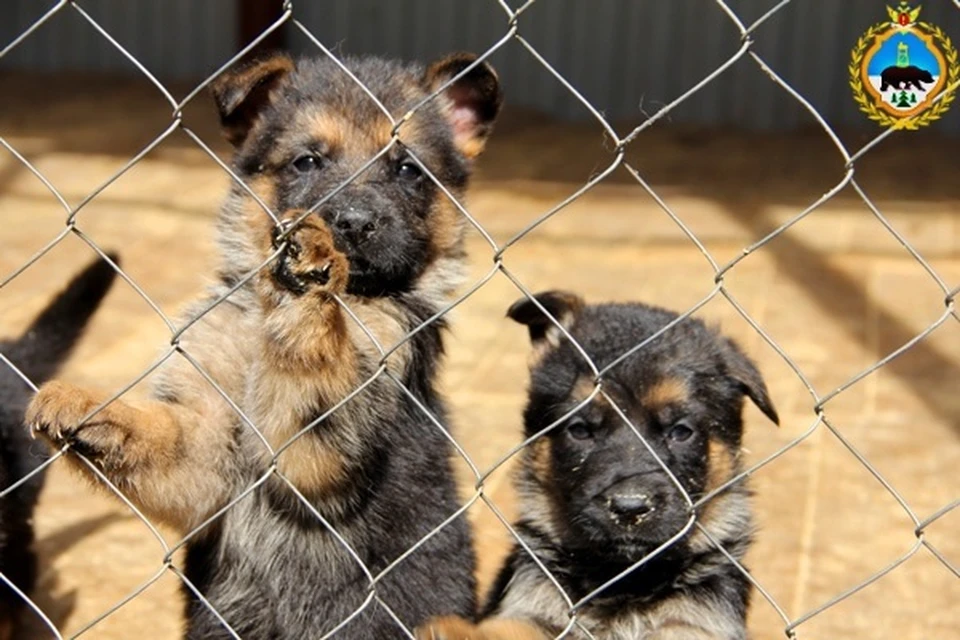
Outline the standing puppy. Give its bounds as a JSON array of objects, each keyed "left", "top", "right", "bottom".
[
  {"left": 26, "top": 52, "right": 501, "bottom": 638},
  {"left": 419, "top": 291, "right": 779, "bottom": 640},
  {"left": 0, "top": 255, "right": 118, "bottom": 639}
]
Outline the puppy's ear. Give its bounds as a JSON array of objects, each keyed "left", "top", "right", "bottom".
[
  {"left": 720, "top": 338, "right": 779, "bottom": 426},
  {"left": 507, "top": 291, "right": 584, "bottom": 361},
  {"left": 424, "top": 52, "right": 503, "bottom": 159},
  {"left": 210, "top": 52, "right": 294, "bottom": 147}
]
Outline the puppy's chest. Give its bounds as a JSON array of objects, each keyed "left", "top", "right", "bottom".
[
  {"left": 574, "top": 595, "right": 744, "bottom": 639},
  {"left": 217, "top": 495, "right": 371, "bottom": 588},
  {"left": 501, "top": 563, "right": 735, "bottom": 639},
  {"left": 197, "top": 497, "right": 376, "bottom": 634}
]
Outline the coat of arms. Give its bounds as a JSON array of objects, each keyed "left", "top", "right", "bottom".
[{"left": 849, "top": 3, "right": 958, "bottom": 130}]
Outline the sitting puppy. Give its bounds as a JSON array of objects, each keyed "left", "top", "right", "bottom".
[
  {"left": 0, "top": 254, "right": 118, "bottom": 639},
  {"left": 419, "top": 291, "right": 779, "bottom": 640},
  {"left": 26, "top": 52, "right": 501, "bottom": 638}
]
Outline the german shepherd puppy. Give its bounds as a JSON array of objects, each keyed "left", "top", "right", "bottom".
[
  {"left": 26, "top": 52, "right": 501, "bottom": 638},
  {"left": 419, "top": 291, "right": 779, "bottom": 640},
  {"left": 0, "top": 255, "right": 118, "bottom": 639}
]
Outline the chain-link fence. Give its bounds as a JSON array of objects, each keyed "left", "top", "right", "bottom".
[{"left": 1, "top": 1, "right": 958, "bottom": 638}]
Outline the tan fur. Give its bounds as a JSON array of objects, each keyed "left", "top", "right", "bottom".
[
  {"left": 703, "top": 438, "right": 735, "bottom": 495},
  {"left": 643, "top": 377, "right": 689, "bottom": 410},
  {"left": 427, "top": 197, "right": 467, "bottom": 261},
  {"left": 25, "top": 381, "right": 179, "bottom": 470},
  {"left": 395, "top": 113, "right": 426, "bottom": 148},
  {"left": 247, "top": 362, "right": 351, "bottom": 496},
  {"left": 276, "top": 107, "right": 396, "bottom": 170},
  {"left": 694, "top": 439, "right": 738, "bottom": 539},
  {"left": 457, "top": 137, "right": 485, "bottom": 160},
  {"left": 306, "top": 111, "right": 346, "bottom": 152},
  {"left": 529, "top": 437, "right": 553, "bottom": 487},
  {"left": 570, "top": 376, "right": 603, "bottom": 405},
  {"left": 687, "top": 439, "right": 749, "bottom": 556},
  {"left": 239, "top": 175, "right": 280, "bottom": 246}
]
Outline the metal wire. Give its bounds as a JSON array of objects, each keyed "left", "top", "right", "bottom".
[{"left": 0, "top": 0, "right": 957, "bottom": 638}]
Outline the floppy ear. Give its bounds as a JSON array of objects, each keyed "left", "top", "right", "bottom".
[
  {"left": 507, "top": 290, "right": 584, "bottom": 359},
  {"left": 210, "top": 52, "right": 294, "bottom": 147},
  {"left": 720, "top": 338, "right": 779, "bottom": 426},
  {"left": 424, "top": 52, "right": 503, "bottom": 159}
]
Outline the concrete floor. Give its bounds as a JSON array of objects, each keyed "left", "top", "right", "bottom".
[{"left": 0, "top": 73, "right": 958, "bottom": 639}]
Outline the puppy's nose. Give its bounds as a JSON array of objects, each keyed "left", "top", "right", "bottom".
[
  {"left": 335, "top": 209, "right": 377, "bottom": 242},
  {"left": 607, "top": 493, "right": 654, "bottom": 521}
]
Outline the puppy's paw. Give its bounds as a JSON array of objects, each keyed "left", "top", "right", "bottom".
[
  {"left": 26, "top": 381, "right": 128, "bottom": 467},
  {"left": 270, "top": 213, "right": 348, "bottom": 296},
  {"left": 415, "top": 616, "right": 487, "bottom": 640}
]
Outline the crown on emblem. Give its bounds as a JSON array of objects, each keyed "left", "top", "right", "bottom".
[{"left": 887, "top": 3, "right": 922, "bottom": 28}]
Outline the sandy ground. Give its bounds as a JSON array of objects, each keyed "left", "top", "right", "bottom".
[{"left": 0, "top": 72, "right": 958, "bottom": 639}]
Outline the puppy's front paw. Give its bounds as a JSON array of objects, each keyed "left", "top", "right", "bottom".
[
  {"left": 415, "top": 616, "right": 487, "bottom": 640},
  {"left": 26, "top": 381, "right": 127, "bottom": 467},
  {"left": 270, "top": 213, "right": 348, "bottom": 296}
]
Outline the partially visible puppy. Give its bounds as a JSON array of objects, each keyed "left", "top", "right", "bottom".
[
  {"left": 0, "top": 255, "right": 118, "bottom": 639},
  {"left": 419, "top": 291, "right": 779, "bottom": 640}
]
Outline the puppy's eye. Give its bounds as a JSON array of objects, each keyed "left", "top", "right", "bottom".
[
  {"left": 397, "top": 160, "right": 424, "bottom": 182},
  {"left": 292, "top": 154, "right": 323, "bottom": 173},
  {"left": 667, "top": 421, "right": 695, "bottom": 443},
  {"left": 566, "top": 418, "right": 594, "bottom": 441}
]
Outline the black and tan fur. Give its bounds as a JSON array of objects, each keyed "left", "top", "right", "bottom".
[
  {"left": 0, "top": 255, "right": 118, "bottom": 639},
  {"left": 26, "top": 52, "right": 501, "bottom": 638},
  {"left": 419, "top": 291, "right": 779, "bottom": 640}
]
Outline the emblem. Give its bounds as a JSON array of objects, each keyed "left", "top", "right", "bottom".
[{"left": 849, "top": 3, "right": 958, "bottom": 130}]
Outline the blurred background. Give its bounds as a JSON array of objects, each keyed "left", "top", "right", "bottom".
[{"left": 1, "top": 1, "right": 958, "bottom": 638}]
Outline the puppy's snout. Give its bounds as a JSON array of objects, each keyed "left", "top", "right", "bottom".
[
  {"left": 600, "top": 475, "right": 665, "bottom": 524},
  {"left": 334, "top": 208, "right": 378, "bottom": 243},
  {"left": 608, "top": 493, "right": 654, "bottom": 520}
]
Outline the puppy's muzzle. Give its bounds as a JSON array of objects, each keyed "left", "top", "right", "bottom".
[
  {"left": 599, "top": 474, "right": 667, "bottom": 526},
  {"left": 333, "top": 207, "right": 379, "bottom": 245}
]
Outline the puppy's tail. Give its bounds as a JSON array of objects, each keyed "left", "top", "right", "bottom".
[{"left": 2, "top": 253, "right": 120, "bottom": 387}]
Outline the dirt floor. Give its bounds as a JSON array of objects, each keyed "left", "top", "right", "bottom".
[{"left": 1, "top": 72, "right": 958, "bottom": 639}]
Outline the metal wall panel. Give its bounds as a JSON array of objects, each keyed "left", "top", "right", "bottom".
[
  {"left": 2, "top": 1, "right": 958, "bottom": 133},
  {"left": 0, "top": 0, "right": 237, "bottom": 80},
  {"left": 288, "top": 0, "right": 960, "bottom": 134}
]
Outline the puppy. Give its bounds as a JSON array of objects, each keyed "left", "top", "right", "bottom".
[
  {"left": 0, "top": 255, "right": 118, "bottom": 639},
  {"left": 26, "top": 52, "right": 501, "bottom": 638},
  {"left": 419, "top": 291, "right": 779, "bottom": 640}
]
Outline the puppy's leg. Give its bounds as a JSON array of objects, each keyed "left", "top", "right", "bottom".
[
  {"left": 25, "top": 375, "right": 236, "bottom": 531},
  {"left": 247, "top": 212, "right": 360, "bottom": 495},
  {"left": 415, "top": 617, "right": 550, "bottom": 640},
  {"left": 253, "top": 212, "right": 351, "bottom": 366},
  {"left": 27, "top": 381, "right": 176, "bottom": 470}
]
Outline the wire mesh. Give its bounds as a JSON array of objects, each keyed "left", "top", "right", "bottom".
[{"left": 0, "top": 1, "right": 957, "bottom": 638}]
